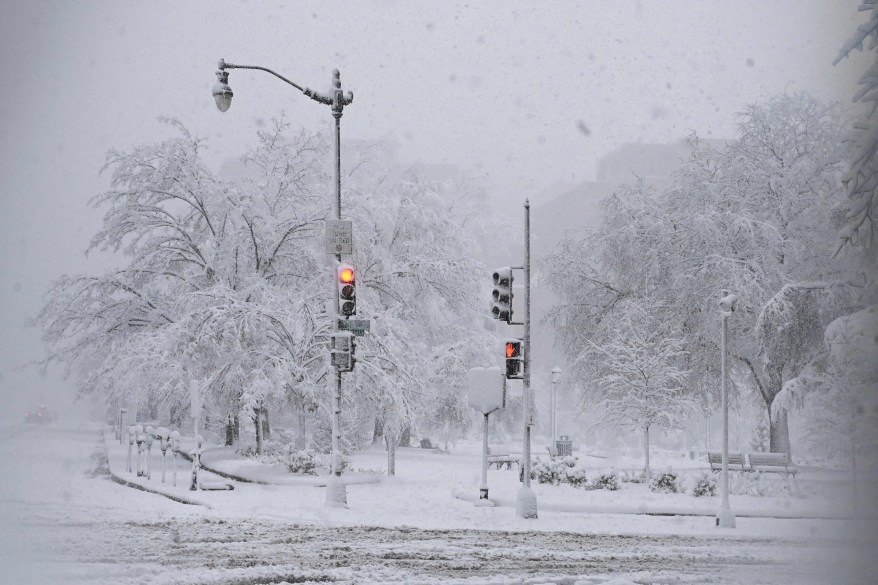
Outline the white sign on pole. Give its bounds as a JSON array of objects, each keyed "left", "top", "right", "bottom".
[
  {"left": 326, "top": 220, "right": 353, "bottom": 255},
  {"left": 189, "top": 380, "right": 201, "bottom": 419},
  {"left": 467, "top": 367, "right": 506, "bottom": 414}
]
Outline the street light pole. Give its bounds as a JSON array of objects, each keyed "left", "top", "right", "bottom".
[
  {"left": 717, "top": 290, "right": 738, "bottom": 528},
  {"left": 118, "top": 407, "right": 128, "bottom": 444},
  {"left": 550, "top": 367, "right": 562, "bottom": 444},
  {"left": 517, "top": 199, "right": 537, "bottom": 519},
  {"left": 213, "top": 59, "right": 353, "bottom": 507}
]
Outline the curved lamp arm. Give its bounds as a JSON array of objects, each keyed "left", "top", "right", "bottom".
[{"left": 218, "top": 59, "right": 351, "bottom": 106}]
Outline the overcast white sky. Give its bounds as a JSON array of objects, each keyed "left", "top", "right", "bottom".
[{"left": 0, "top": 0, "right": 867, "bottom": 414}]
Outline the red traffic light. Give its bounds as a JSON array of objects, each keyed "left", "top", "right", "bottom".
[
  {"left": 339, "top": 267, "right": 355, "bottom": 283},
  {"left": 505, "top": 342, "right": 519, "bottom": 358}
]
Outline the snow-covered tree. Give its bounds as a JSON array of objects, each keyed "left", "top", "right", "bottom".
[
  {"left": 773, "top": 306, "right": 878, "bottom": 509},
  {"left": 544, "top": 93, "right": 847, "bottom": 456},
  {"left": 582, "top": 300, "right": 698, "bottom": 478},
  {"left": 38, "top": 119, "right": 496, "bottom": 468},
  {"left": 834, "top": 0, "right": 878, "bottom": 250}
]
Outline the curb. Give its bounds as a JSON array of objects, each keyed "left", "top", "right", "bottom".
[{"left": 451, "top": 488, "right": 856, "bottom": 520}]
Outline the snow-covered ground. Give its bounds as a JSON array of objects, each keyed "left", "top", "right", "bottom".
[{"left": 1, "top": 421, "right": 876, "bottom": 584}]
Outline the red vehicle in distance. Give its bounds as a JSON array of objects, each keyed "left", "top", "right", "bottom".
[{"left": 25, "top": 405, "right": 56, "bottom": 423}]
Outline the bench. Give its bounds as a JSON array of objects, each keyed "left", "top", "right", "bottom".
[
  {"left": 707, "top": 451, "right": 748, "bottom": 472},
  {"left": 487, "top": 445, "right": 520, "bottom": 470},
  {"left": 748, "top": 452, "right": 798, "bottom": 476}
]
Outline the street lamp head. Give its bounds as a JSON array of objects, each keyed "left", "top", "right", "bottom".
[
  {"left": 719, "top": 293, "right": 738, "bottom": 316},
  {"left": 213, "top": 69, "right": 233, "bottom": 112},
  {"left": 551, "top": 367, "right": 562, "bottom": 384}
]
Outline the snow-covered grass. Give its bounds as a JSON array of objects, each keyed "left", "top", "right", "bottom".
[{"left": 99, "top": 428, "right": 871, "bottom": 541}]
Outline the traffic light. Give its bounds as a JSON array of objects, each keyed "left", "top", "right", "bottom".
[
  {"left": 331, "top": 332, "right": 355, "bottom": 372},
  {"left": 337, "top": 264, "right": 356, "bottom": 317},
  {"left": 504, "top": 339, "right": 522, "bottom": 379},
  {"left": 491, "top": 267, "right": 513, "bottom": 323}
]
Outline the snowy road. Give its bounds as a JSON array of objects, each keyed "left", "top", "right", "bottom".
[{"left": 1, "top": 423, "right": 874, "bottom": 584}]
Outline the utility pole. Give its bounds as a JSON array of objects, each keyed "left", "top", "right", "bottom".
[{"left": 517, "top": 200, "right": 537, "bottom": 519}]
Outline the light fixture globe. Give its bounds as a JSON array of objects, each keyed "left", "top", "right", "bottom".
[{"left": 212, "top": 70, "right": 233, "bottom": 112}]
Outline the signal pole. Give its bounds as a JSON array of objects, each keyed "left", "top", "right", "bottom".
[{"left": 517, "top": 199, "right": 538, "bottom": 519}]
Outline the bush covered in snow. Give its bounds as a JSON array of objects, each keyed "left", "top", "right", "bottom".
[
  {"left": 649, "top": 470, "right": 679, "bottom": 493},
  {"left": 285, "top": 449, "right": 319, "bottom": 475},
  {"left": 727, "top": 472, "right": 811, "bottom": 497},
  {"left": 588, "top": 470, "right": 620, "bottom": 491},
  {"left": 530, "top": 457, "right": 590, "bottom": 488},
  {"left": 530, "top": 459, "right": 562, "bottom": 485},
  {"left": 559, "top": 463, "right": 589, "bottom": 488},
  {"left": 691, "top": 472, "right": 717, "bottom": 497}
]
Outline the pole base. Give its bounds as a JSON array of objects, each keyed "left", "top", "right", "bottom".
[
  {"left": 475, "top": 488, "right": 494, "bottom": 506},
  {"left": 516, "top": 485, "right": 538, "bottom": 519},
  {"left": 325, "top": 475, "right": 348, "bottom": 508},
  {"left": 716, "top": 506, "right": 736, "bottom": 528}
]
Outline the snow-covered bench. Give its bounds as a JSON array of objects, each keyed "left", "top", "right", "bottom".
[
  {"left": 707, "top": 451, "right": 747, "bottom": 472},
  {"left": 487, "top": 445, "right": 520, "bottom": 470},
  {"left": 747, "top": 452, "right": 798, "bottom": 476}
]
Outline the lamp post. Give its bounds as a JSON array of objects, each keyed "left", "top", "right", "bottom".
[
  {"left": 118, "top": 408, "right": 128, "bottom": 444},
  {"left": 550, "top": 367, "right": 561, "bottom": 444},
  {"left": 212, "top": 59, "right": 353, "bottom": 507},
  {"left": 717, "top": 291, "right": 738, "bottom": 529}
]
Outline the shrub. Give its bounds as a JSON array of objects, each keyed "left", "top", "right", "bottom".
[
  {"left": 560, "top": 464, "right": 588, "bottom": 488},
  {"left": 649, "top": 470, "right": 679, "bottom": 493},
  {"left": 286, "top": 449, "right": 319, "bottom": 475},
  {"left": 691, "top": 472, "right": 717, "bottom": 497},
  {"left": 728, "top": 472, "right": 802, "bottom": 497},
  {"left": 419, "top": 438, "right": 433, "bottom": 449},
  {"left": 590, "top": 470, "right": 620, "bottom": 491},
  {"left": 530, "top": 459, "right": 561, "bottom": 485}
]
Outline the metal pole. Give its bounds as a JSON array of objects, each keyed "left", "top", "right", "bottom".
[
  {"left": 551, "top": 380, "right": 557, "bottom": 443},
  {"left": 717, "top": 294, "right": 735, "bottom": 528},
  {"left": 480, "top": 413, "right": 489, "bottom": 500},
  {"left": 327, "top": 69, "right": 348, "bottom": 507},
  {"left": 517, "top": 200, "right": 537, "bottom": 518}
]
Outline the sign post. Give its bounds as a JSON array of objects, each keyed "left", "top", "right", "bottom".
[{"left": 468, "top": 367, "right": 506, "bottom": 506}]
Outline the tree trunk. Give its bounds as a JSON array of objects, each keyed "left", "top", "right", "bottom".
[
  {"left": 643, "top": 425, "right": 651, "bottom": 479},
  {"left": 851, "top": 404, "right": 859, "bottom": 514},
  {"left": 765, "top": 366, "right": 791, "bottom": 455},
  {"left": 255, "top": 409, "right": 263, "bottom": 455},
  {"left": 261, "top": 407, "right": 270, "bottom": 440},
  {"left": 297, "top": 404, "right": 307, "bottom": 450},
  {"left": 225, "top": 414, "right": 234, "bottom": 446},
  {"left": 385, "top": 433, "right": 397, "bottom": 477},
  {"left": 768, "top": 406, "right": 791, "bottom": 455},
  {"left": 373, "top": 418, "right": 384, "bottom": 444}
]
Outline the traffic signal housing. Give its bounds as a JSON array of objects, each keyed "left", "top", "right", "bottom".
[
  {"left": 337, "top": 264, "right": 356, "bottom": 317},
  {"left": 331, "top": 332, "right": 356, "bottom": 372},
  {"left": 491, "top": 267, "right": 513, "bottom": 323},
  {"left": 504, "top": 339, "right": 522, "bottom": 379}
]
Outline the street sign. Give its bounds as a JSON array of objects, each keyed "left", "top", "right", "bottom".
[
  {"left": 326, "top": 220, "right": 353, "bottom": 255},
  {"left": 338, "top": 318, "right": 370, "bottom": 336},
  {"left": 467, "top": 367, "right": 506, "bottom": 414}
]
